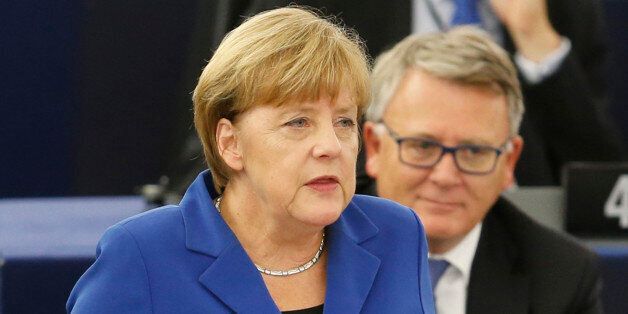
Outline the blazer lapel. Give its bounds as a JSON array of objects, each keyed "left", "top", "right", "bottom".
[
  {"left": 180, "top": 172, "right": 279, "bottom": 313},
  {"left": 324, "top": 201, "right": 381, "bottom": 313},
  {"left": 466, "top": 202, "right": 529, "bottom": 314},
  {"left": 199, "top": 242, "right": 279, "bottom": 313}
]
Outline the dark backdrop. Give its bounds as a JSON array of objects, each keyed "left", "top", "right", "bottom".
[
  {"left": 1, "top": 0, "right": 627, "bottom": 197},
  {"left": 606, "top": 0, "right": 628, "bottom": 142},
  {"left": 2, "top": 0, "right": 203, "bottom": 196}
]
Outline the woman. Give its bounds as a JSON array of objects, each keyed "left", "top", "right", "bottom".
[{"left": 67, "top": 7, "right": 435, "bottom": 313}]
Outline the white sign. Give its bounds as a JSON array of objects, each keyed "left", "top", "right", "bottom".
[{"left": 604, "top": 175, "right": 628, "bottom": 229}]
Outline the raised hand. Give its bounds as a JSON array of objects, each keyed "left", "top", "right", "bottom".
[{"left": 489, "top": 0, "right": 562, "bottom": 61}]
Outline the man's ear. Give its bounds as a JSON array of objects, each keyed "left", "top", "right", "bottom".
[
  {"left": 363, "top": 121, "right": 382, "bottom": 179},
  {"left": 216, "top": 118, "right": 243, "bottom": 171},
  {"left": 503, "top": 135, "right": 523, "bottom": 189}
]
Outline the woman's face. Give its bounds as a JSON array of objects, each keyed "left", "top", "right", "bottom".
[{"left": 232, "top": 88, "right": 359, "bottom": 228}]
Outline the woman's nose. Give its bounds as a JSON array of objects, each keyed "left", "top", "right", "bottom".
[{"left": 312, "top": 124, "right": 342, "bottom": 159}]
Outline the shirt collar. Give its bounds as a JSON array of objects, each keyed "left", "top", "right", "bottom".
[{"left": 429, "top": 223, "right": 482, "bottom": 280}]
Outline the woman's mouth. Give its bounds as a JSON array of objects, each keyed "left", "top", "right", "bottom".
[{"left": 306, "top": 176, "right": 340, "bottom": 192}]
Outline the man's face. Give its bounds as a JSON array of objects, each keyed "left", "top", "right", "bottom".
[{"left": 364, "top": 69, "right": 522, "bottom": 253}]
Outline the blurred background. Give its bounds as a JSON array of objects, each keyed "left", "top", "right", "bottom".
[
  {"left": 1, "top": 1, "right": 628, "bottom": 313},
  {"left": 2, "top": 0, "right": 627, "bottom": 198}
]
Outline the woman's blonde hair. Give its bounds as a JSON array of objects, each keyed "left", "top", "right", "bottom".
[
  {"left": 193, "top": 7, "right": 370, "bottom": 192},
  {"left": 366, "top": 26, "right": 524, "bottom": 136}
]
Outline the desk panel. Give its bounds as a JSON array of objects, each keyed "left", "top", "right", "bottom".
[
  {"left": 3, "top": 257, "right": 93, "bottom": 314},
  {"left": 591, "top": 244, "right": 628, "bottom": 314},
  {"left": 0, "top": 197, "right": 146, "bottom": 314},
  {"left": 2, "top": 197, "right": 627, "bottom": 313}
]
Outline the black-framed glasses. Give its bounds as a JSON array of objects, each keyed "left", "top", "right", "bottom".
[{"left": 379, "top": 122, "right": 511, "bottom": 175}]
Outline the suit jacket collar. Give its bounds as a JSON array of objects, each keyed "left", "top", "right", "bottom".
[
  {"left": 179, "top": 171, "right": 381, "bottom": 313},
  {"left": 466, "top": 197, "right": 529, "bottom": 314},
  {"left": 324, "top": 199, "right": 381, "bottom": 312}
]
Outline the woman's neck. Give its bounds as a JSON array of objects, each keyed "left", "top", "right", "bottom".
[{"left": 219, "top": 187, "right": 325, "bottom": 270}]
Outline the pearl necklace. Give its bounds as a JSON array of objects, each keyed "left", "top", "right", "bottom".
[{"left": 214, "top": 197, "right": 325, "bottom": 276}]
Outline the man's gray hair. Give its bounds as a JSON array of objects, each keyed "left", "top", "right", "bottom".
[{"left": 366, "top": 26, "right": 524, "bottom": 136}]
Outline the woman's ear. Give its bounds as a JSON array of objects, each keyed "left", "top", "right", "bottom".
[{"left": 216, "top": 118, "right": 244, "bottom": 171}]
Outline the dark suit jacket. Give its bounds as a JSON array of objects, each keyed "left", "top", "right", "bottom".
[
  {"left": 467, "top": 197, "right": 602, "bottom": 314},
  {"left": 180, "top": 0, "right": 622, "bottom": 194},
  {"left": 67, "top": 171, "right": 436, "bottom": 313}
]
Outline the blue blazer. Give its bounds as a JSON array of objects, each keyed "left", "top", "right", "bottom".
[{"left": 67, "top": 171, "right": 435, "bottom": 313}]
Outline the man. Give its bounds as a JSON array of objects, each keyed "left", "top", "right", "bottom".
[{"left": 363, "top": 27, "right": 602, "bottom": 314}]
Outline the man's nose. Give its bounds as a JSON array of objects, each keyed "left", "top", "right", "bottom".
[{"left": 428, "top": 152, "right": 463, "bottom": 187}]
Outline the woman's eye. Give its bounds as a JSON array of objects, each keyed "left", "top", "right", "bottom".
[
  {"left": 336, "top": 118, "right": 356, "bottom": 128},
  {"left": 285, "top": 117, "right": 309, "bottom": 128}
]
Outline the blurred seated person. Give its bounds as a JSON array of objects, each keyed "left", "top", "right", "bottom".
[
  {"left": 67, "top": 7, "right": 435, "bottom": 313},
  {"left": 362, "top": 27, "right": 602, "bottom": 314},
  {"left": 158, "top": 0, "right": 623, "bottom": 198}
]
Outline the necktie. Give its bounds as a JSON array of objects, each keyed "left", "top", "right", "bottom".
[
  {"left": 429, "top": 258, "right": 450, "bottom": 291},
  {"left": 451, "top": 0, "right": 481, "bottom": 26}
]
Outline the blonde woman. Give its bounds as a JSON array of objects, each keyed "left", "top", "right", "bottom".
[{"left": 67, "top": 7, "right": 435, "bottom": 313}]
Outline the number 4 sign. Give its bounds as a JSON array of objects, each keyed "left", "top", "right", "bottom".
[{"left": 605, "top": 175, "right": 628, "bottom": 229}]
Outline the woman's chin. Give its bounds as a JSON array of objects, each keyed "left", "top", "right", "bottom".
[
  {"left": 288, "top": 189, "right": 350, "bottom": 226},
  {"left": 292, "top": 205, "right": 344, "bottom": 228}
]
